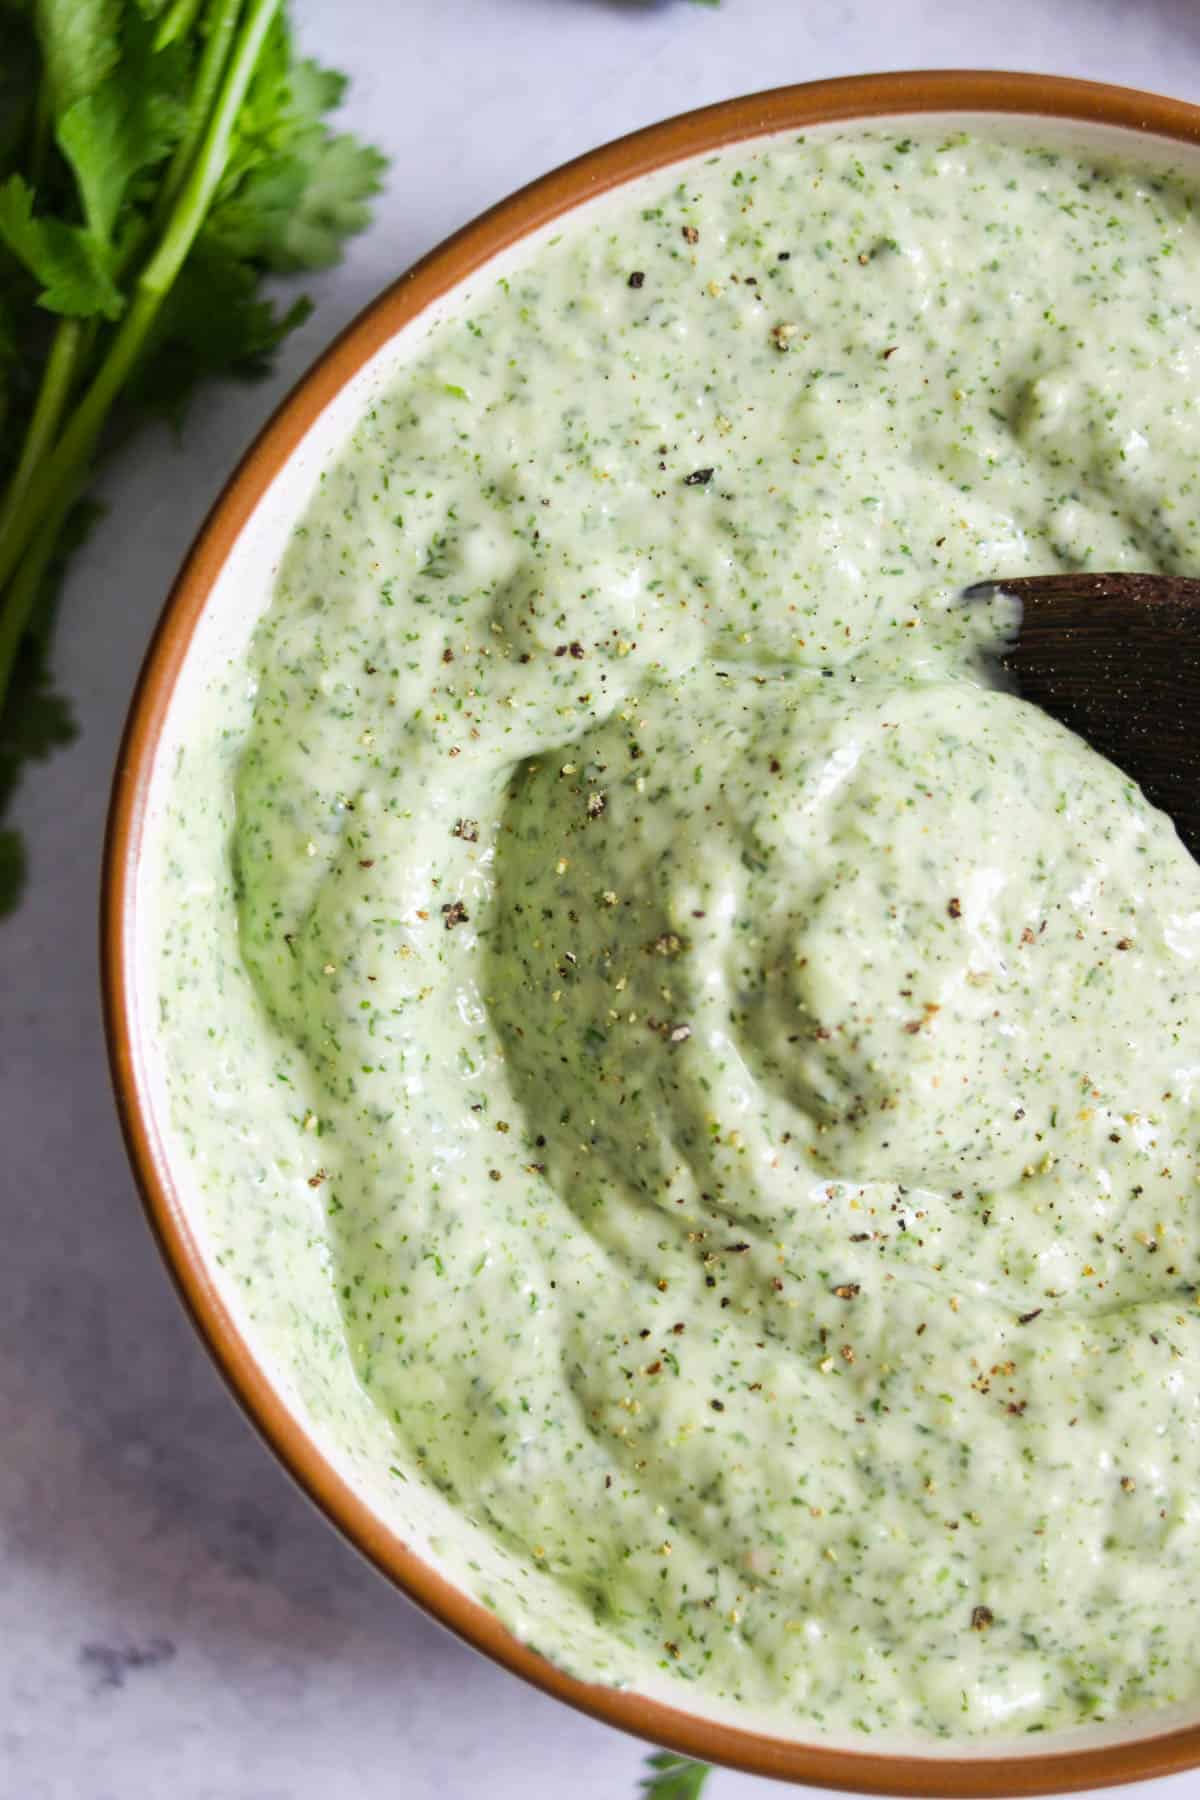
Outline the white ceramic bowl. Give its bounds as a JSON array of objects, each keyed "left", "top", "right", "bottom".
[{"left": 103, "top": 72, "right": 1200, "bottom": 1793}]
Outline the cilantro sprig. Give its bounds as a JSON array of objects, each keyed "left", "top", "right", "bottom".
[
  {"left": 639, "top": 1750, "right": 714, "bottom": 1798},
  {"left": 0, "top": 0, "right": 385, "bottom": 909}
]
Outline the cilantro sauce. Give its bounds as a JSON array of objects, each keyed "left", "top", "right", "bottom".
[{"left": 154, "top": 131, "right": 1200, "bottom": 1740}]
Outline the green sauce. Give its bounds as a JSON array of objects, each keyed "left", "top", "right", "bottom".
[{"left": 155, "top": 130, "right": 1200, "bottom": 1739}]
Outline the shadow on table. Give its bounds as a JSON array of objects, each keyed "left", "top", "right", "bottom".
[{"left": 3, "top": 1008, "right": 469, "bottom": 1689}]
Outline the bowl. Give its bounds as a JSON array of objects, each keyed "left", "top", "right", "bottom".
[{"left": 102, "top": 70, "right": 1200, "bottom": 1795}]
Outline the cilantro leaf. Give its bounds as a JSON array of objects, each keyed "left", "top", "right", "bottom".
[
  {"left": 57, "top": 14, "right": 189, "bottom": 242},
  {"left": 0, "top": 495, "right": 102, "bottom": 915},
  {"left": 196, "top": 148, "right": 307, "bottom": 262},
  {"left": 0, "top": 656, "right": 76, "bottom": 913},
  {"left": 130, "top": 233, "right": 311, "bottom": 423},
  {"left": 286, "top": 55, "right": 346, "bottom": 119},
  {"left": 204, "top": 33, "right": 386, "bottom": 273},
  {"left": 273, "top": 131, "right": 386, "bottom": 272},
  {"left": 203, "top": 128, "right": 385, "bottom": 273},
  {"left": 0, "top": 172, "right": 123, "bottom": 316},
  {"left": 0, "top": 1, "right": 385, "bottom": 907},
  {"left": 639, "top": 1751, "right": 713, "bottom": 1799},
  {"left": 34, "top": 0, "right": 123, "bottom": 120}
]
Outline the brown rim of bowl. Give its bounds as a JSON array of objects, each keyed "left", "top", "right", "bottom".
[{"left": 102, "top": 69, "right": 1200, "bottom": 1795}]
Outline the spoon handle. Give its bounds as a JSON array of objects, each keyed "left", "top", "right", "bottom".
[
  {"left": 964, "top": 572, "right": 1200, "bottom": 606},
  {"left": 967, "top": 571, "right": 1200, "bottom": 860}
]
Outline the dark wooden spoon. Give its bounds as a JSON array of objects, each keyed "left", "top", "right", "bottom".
[{"left": 963, "top": 572, "right": 1200, "bottom": 860}]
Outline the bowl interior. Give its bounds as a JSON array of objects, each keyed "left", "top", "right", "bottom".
[{"left": 107, "top": 83, "right": 1200, "bottom": 1793}]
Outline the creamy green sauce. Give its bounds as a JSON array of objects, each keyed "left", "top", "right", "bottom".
[{"left": 155, "top": 130, "right": 1200, "bottom": 1739}]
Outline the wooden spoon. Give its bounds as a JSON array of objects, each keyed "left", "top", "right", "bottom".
[{"left": 963, "top": 572, "right": 1200, "bottom": 860}]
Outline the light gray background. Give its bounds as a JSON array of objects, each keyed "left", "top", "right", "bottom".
[{"left": 5, "top": 2, "right": 1200, "bottom": 1796}]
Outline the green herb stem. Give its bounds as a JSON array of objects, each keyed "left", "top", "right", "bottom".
[
  {"left": 0, "top": 318, "right": 82, "bottom": 550},
  {"left": 0, "top": 0, "right": 282, "bottom": 601},
  {"left": 155, "top": 0, "right": 208, "bottom": 53},
  {"left": 155, "top": 0, "right": 245, "bottom": 220},
  {"left": 0, "top": 498, "right": 72, "bottom": 703},
  {"left": 145, "top": 0, "right": 281, "bottom": 294}
]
